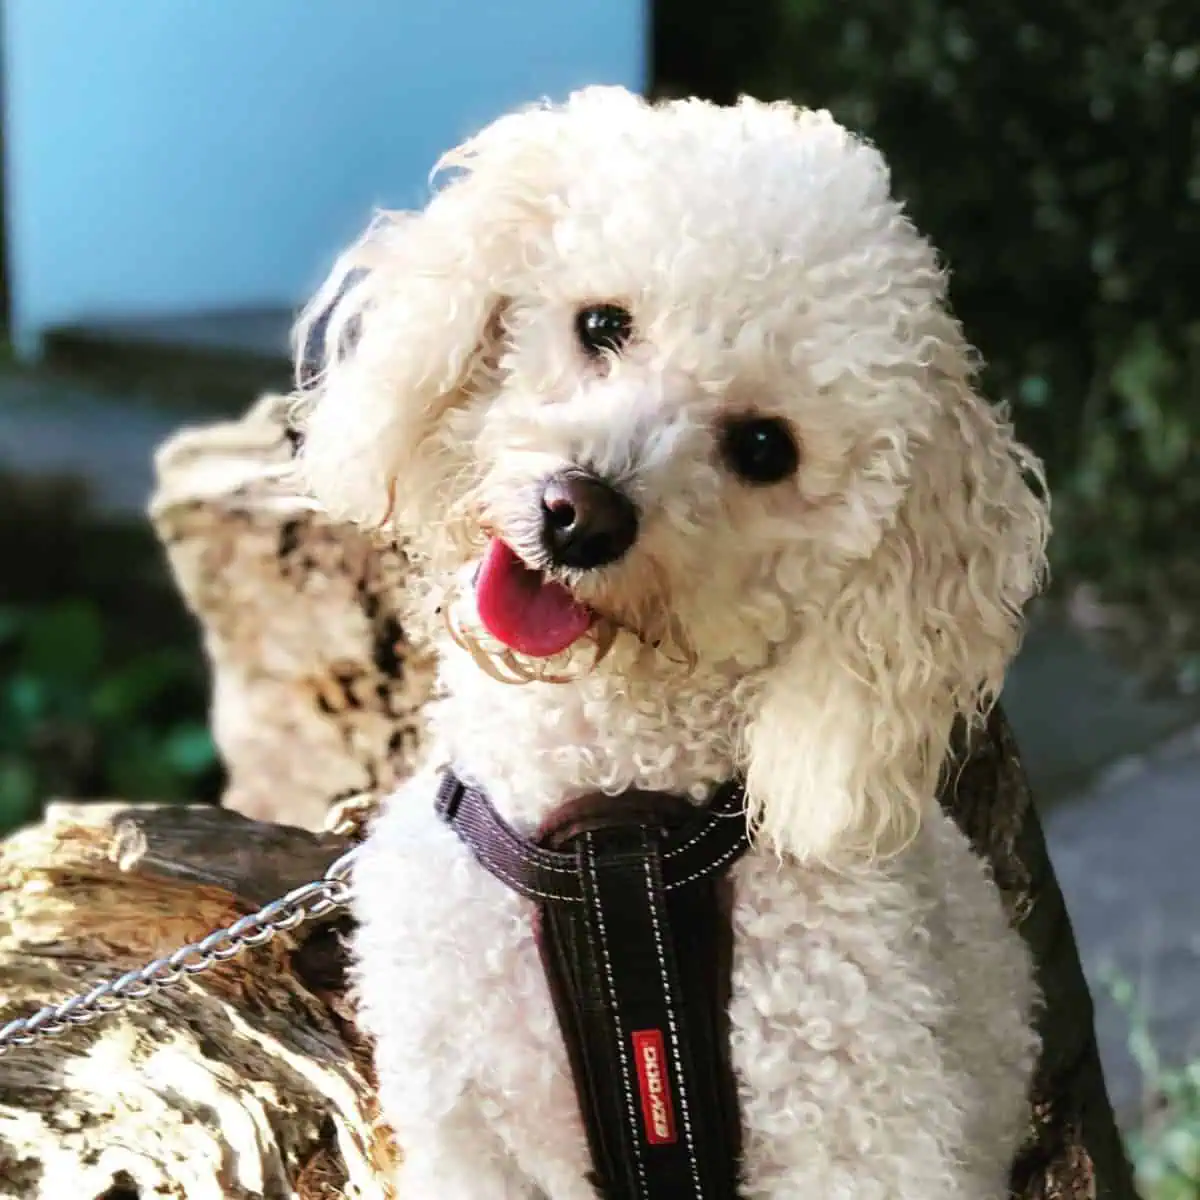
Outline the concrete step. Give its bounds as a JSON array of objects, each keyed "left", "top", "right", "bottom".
[
  {"left": 41, "top": 307, "right": 293, "bottom": 416},
  {"left": 0, "top": 368, "right": 200, "bottom": 516}
]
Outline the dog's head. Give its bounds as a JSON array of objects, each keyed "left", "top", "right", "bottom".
[{"left": 296, "top": 87, "right": 1049, "bottom": 862}]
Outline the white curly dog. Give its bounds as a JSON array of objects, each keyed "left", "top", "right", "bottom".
[{"left": 296, "top": 86, "right": 1049, "bottom": 1199}]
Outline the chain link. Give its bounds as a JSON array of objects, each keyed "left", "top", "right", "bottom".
[{"left": 0, "top": 843, "right": 359, "bottom": 1057}]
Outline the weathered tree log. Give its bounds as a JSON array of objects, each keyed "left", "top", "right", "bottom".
[
  {"left": 945, "top": 709, "right": 1133, "bottom": 1200},
  {"left": 0, "top": 395, "right": 1138, "bottom": 1199},
  {"left": 150, "top": 393, "right": 436, "bottom": 832},
  {"left": 0, "top": 801, "right": 396, "bottom": 1200}
]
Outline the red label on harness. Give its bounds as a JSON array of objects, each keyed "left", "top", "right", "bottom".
[{"left": 632, "top": 1029, "right": 677, "bottom": 1145}]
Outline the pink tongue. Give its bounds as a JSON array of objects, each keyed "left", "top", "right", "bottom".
[{"left": 475, "top": 540, "right": 595, "bottom": 658}]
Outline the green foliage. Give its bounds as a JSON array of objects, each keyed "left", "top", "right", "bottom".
[
  {"left": 0, "top": 601, "right": 217, "bottom": 833},
  {"left": 1129, "top": 1061, "right": 1200, "bottom": 1200},
  {"left": 1106, "top": 970, "right": 1200, "bottom": 1198},
  {"left": 656, "top": 0, "right": 1199, "bottom": 677}
]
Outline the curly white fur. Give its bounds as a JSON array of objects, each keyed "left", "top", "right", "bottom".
[{"left": 296, "top": 87, "right": 1049, "bottom": 1198}]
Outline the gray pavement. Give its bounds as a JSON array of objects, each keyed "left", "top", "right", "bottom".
[{"left": 1044, "top": 725, "right": 1200, "bottom": 1118}]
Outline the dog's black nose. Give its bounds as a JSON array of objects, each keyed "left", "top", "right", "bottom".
[{"left": 541, "top": 471, "right": 639, "bottom": 570}]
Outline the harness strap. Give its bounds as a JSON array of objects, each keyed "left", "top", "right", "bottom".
[{"left": 437, "top": 773, "right": 750, "bottom": 1199}]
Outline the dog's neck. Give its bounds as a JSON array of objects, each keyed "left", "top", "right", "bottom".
[{"left": 429, "top": 640, "right": 752, "bottom": 828}]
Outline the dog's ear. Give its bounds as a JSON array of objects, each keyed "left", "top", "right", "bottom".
[
  {"left": 741, "top": 351, "right": 1050, "bottom": 865},
  {"left": 292, "top": 107, "right": 562, "bottom": 530},
  {"left": 296, "top": 265, "right": 371, "bottom": 394}
]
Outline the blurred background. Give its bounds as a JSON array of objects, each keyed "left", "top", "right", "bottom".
[{"left": 0, "top": 0, "right": 1195, "bottom": 1191}]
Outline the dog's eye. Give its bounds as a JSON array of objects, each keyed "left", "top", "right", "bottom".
[
  {"left": 719, "top": 416, "right": 800, "bottom": 485},
  {"left": 574, "top": 304, "right": 634, "bottom": 359}
]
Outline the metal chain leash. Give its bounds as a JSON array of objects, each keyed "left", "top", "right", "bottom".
[{"left": 0, "top": 791, "right": 378, "bottom": 1058}]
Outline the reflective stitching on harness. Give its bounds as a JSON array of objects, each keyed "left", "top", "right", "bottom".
[
  {"left": 464, "top": 791, "right": 577, "bottom": 874},
  {"left": 663, "top": 789, "right": 746, "bottom": 859},
  {"left": 664, "top": 840, "right": 749, "bottom": 891},
  {"left": 644, "top": 854, "right": 704, "bottom": 1197},
  {"left": 586, "top": 833, "right": 648, "bottom": 1196},
  {"left": 482, "top": 862, "right": 580, "bottom": 903},
  {"left": 439, "top": 773, "right": 752, "bottom": 1195},
  {"left": 664, "top": 819, "right": 720, "bottom": 859}
]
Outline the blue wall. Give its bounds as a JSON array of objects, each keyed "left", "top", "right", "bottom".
[{"left": 3, "top": 0, "right": 646, "bottom": 352}]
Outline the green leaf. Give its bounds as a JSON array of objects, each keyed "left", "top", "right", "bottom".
[
  {"left": 161, "top": 724, "right": 217, "bottom": 778},
  {"left": 1017, "top": 375, "right": 1051, "bottom": 409},
  {"left": 89, "top": 653, "right": 188, "bottom": 724},
  {"left": 0, "top": 757, "right": 40, "bottom": 832},
  {"left": 3, "top": 675, "right": 48, "bottom": 727},
  {"left": 0, "top": 606, "right": 26, "bottom": 646},
  {"left": 104, "top": 728, "right": 179, "bottom": 800},
  {"left": 1159, "top": 1122, "right": 1200, "bottom": 1178},
  {"left": 17, "top": 602, "right": 105, "bottom": 685},
  {"left": 1110, "top": 326, "right": 1190, "bottom": 477}
]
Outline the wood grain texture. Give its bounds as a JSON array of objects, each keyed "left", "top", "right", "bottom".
[
  {"left": 0, "top": 802, "right": 396, "bottom": 1200},
  {"left": 151, "top": 393, "right": 435, "bottom": 833}
]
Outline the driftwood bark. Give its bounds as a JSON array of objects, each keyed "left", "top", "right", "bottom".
[
  {"left": 150, "top": 393, "right": 436, "bottom": 832},
  {"left": 0, "top": 802, "right": 395, "bottom": 1200},
  {"left": 945, "top": 710, "right": 1136, "bottom": 1200},
  {"left": 0, "top": 396, "right": 1139, "bottom": 1199}
]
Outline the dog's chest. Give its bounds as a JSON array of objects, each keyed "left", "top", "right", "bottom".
[
  {"left": 353, "top": 782, "right": 1035, "bottom": 1196},
  {"left": 351, "top": 784, "right": 584, "bottom": 1120}
]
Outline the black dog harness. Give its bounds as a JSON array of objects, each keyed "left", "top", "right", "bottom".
[{"left": 436, "top": 772, "right": 752, "bottom": 1199}]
